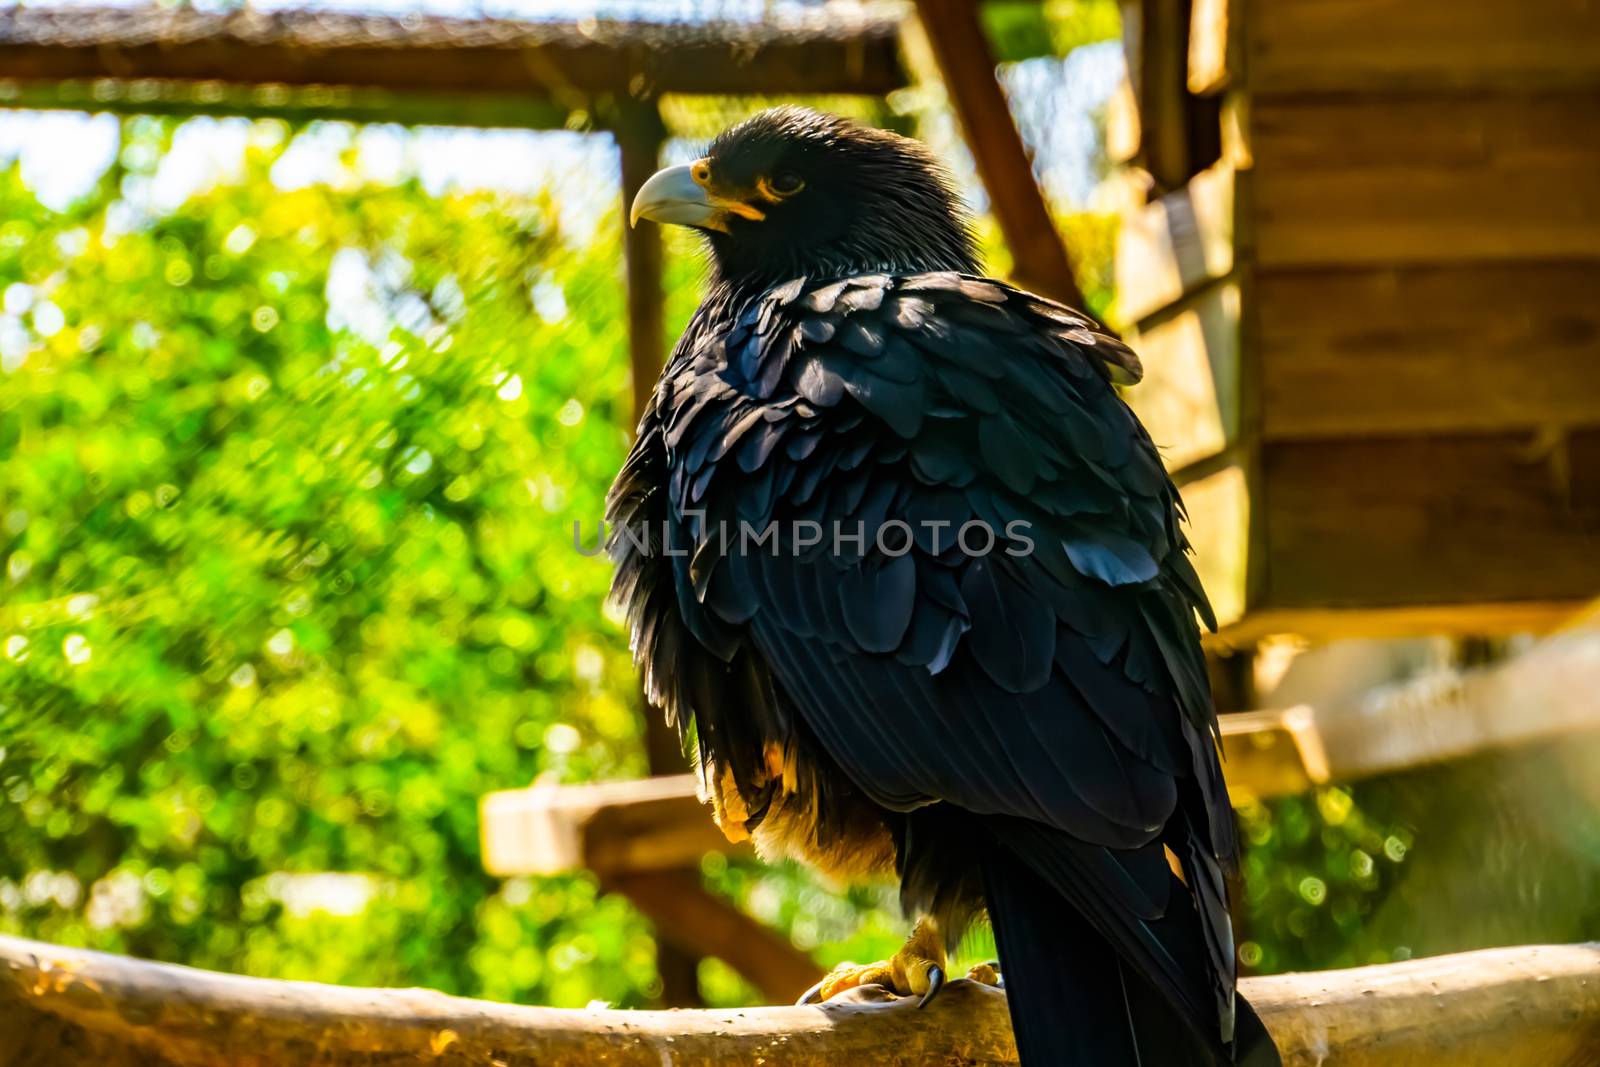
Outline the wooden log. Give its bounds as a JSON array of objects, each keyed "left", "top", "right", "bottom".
[
  {"left": 3, "top": 934, "right": 1598, "bottom": 1066},
  {"left": 910, "top": 0, "right": 1093, "bottom": 314}
]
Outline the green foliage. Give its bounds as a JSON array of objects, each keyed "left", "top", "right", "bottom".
[
  {"left": 0, "top": 115, "right": 663, "bottom": 1003},
  {"left": 983, "top": 0, "right": 1121, "bottom": 62}
]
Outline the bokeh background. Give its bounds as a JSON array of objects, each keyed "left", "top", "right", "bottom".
[{"left": 2, "top": 0, "right": 1597, "bottom": 1014}]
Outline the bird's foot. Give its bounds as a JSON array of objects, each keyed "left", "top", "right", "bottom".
[
  {"left": 799, "top": 917, "right": 948, "bottom": 1008},
  {"left": 965, "top": 961, "right": 1002, "bottom": 987}
]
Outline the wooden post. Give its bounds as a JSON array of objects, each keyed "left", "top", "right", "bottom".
[
  {"left": 617, "top": 100, "right": 669, "bottom": 438},
  {"left": 1121, "top": 0, "right": 1192, "bottom": 192},
  {"left": 604, "top": 869, "right": 823, "bottom": 1003},
  {"left": 910, "top": 0, "right": 1093, "bottom": 315},
  {"left": 614, "top": 106, "right": 675, "bottom": 782},
  {"left": 613, "top": 98, "right": 706, "bottom": 1008}
]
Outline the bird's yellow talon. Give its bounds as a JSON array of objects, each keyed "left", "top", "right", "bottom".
[
  {"left": 816, "top": 960, "right": 895, "bottom": 1000},
  {"left": 807, "top": 917, "right": 947, "bottom": 1003}
]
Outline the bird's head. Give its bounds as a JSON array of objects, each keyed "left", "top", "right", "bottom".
[{"left": 630, "top": 107, "right": 979, "bottom": 290}]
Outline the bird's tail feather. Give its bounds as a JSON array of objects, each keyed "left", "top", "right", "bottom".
[{"left": 981, "top": 842, "right": 1280, "bottom": 1067}]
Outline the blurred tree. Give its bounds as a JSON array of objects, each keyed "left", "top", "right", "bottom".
[{"left": 0, "top": 114, "right": 664, "bottom": 1004}]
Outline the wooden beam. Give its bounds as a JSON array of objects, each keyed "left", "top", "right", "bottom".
[
  {"left": 480, "top": 777, "right": 816, "bottom": 1001},
  {"left": 1186, "top": 0, "right": 1234, "bottom": 96},
  {"left": 481, "top": 776, "right": 735, "bottom": 878},
  {"left": 612, "top": 101, "right": 710, "bottom": 1007},
  {"left": 603, "top": 869, "right": 821, "bottom": 1004},
  {"left": 1218, "top": 706, "right": 1329, "bottom": 800},
  {"left": 481, "top": 614, "right": 1600, "bottom": 871},
  {"left": 1258, "top": 263, "right": 1600, "bottom": 441},
  {"left": 0, "top": 77, "right": 575, "bottom": 129},
  {"left": 1261, "top": 431, "right": 1600, "bottom": 610},
  {"left": 1250, "top": 0, "right": 1600, "bottom": 96},
  {"left": 0, "top": 6, "right": 907, "bottom": 102},
  {"left": 479, "top": 775, "right": 735, "bottom": 1006},
  {"left": 1124, "top": 281, "right": 1240, "bottom": 471},
  {"left": 1296, "top": 623, "right": 1600, "bottom": 784},
  {"left": 1213, "top": 601, "right": 1586, "bottom": 648},
  {"left": 1116, "top": 161, "right": 1235, "bottom": 325},
  {"left": 1118, "top": 0, "right": 1190, "bottom": 191},
  {"left": 5, "top": 934, "right": 1600, "bottom": 1066},
  {"left": 1181, "top": 461, "right": 1250, "bottom": 628},
  {"left": 1252, "top": 96, "right": 1600, "bottom": 269},
  {"left": 1219, "top": 624, "right": 1600, "bottom": 794},
  {"left": 910, "top": 0, "right": 1092, "bottom": 313}
]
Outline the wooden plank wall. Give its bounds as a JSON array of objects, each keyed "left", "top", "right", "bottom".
[
  {"left": 1245, "top": 0, "right": 1600, "bottom": 625},
  {"left": 1119, "top": 0, "right": 1600, "bottom": 635}
]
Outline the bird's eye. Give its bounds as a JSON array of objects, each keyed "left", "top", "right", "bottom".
[{"left": 761, "top": 172, "right": 805, "bottom": 198}]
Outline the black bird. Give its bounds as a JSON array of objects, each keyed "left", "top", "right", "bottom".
[{"left": 611, "top": 106, "right": 1281, "bottom": 1066}]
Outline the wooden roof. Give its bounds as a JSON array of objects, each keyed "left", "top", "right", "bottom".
[{"left": 0, "top": 5, "right": 907, "bottom": 125}]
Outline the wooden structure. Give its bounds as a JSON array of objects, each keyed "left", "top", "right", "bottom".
[
  {"left": 1115, "top": 0, "right": 1600, "bottom": 640},
  {"left": 9, "top": 0, "right": 1600, "bottom": 1045},
  {"left": 480, "top": 778, "right": 817, "bottom": 1002},
  {"left": 0, "top": 6, "right": 903, "bottom": 125},
  {"left": 6, "top": 934, "right": 1600, "bottom": 1066}
]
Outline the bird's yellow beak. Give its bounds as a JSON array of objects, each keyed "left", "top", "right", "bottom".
[{"left": 630, "top": 160, "right": 766, "bottom": 232}]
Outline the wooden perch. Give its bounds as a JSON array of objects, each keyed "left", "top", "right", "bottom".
[{"left": 2, "top": 935, "right": 1597, "bottom": 1066}]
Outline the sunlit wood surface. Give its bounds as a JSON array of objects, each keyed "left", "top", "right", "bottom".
[{"left": 3, "top": 934, "right": 1597, "bottom": 1066}]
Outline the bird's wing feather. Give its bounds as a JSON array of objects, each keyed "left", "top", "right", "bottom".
[{"left": 611, "top": 271, "right": 1235, "bottom": 1034}]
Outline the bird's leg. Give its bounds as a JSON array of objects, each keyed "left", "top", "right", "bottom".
[{"left": 800, "top": 916, "right": 999, "bottom": 1008}]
